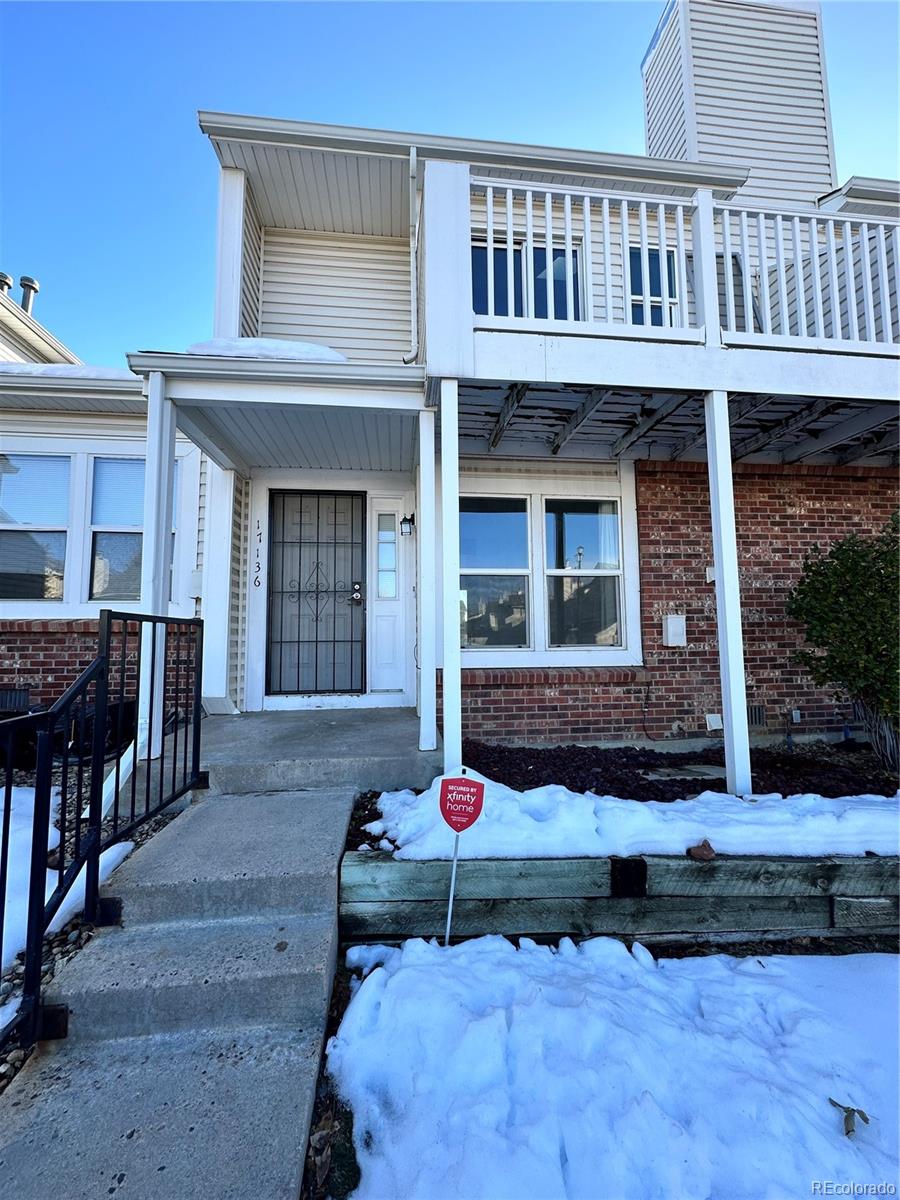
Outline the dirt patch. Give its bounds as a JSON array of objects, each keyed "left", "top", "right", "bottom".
[{"left": 462, "top": 738, "right": 898, "bottom": 801}]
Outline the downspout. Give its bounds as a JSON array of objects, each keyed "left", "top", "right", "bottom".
[{"left": 402, "top": 147, "right": 420, "bottom": 364}]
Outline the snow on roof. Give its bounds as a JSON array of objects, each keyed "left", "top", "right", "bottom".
[
  {"left": 0, "top": 363, "right": 137, "bottom": 380},
  {"left": 185, "top": 337, "right": 347, "bottom": 363}
]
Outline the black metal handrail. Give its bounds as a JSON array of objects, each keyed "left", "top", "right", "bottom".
[{"left": 0, "top": 609, "right": 205, "bottom": 1050}]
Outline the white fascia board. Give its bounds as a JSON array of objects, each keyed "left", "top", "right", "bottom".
[
  {"left": 0, "top": 373, "right": 143, "bottom": 407},
  {"left": 126, "top": 352, "right": 425, "bottom": 390},
  {"left": 0, "top": 292, "right": 82, "bottom": 364},
  {"left": 198, "top": 111, "right": 749, "bottom": 194},
  {"left": 817, "top": 177, "right": 900, "bottom": 213}
]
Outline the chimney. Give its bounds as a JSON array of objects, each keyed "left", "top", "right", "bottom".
[
  {"left": 0, "top": 272, "right": 12, "bottom": 296},
  {"left": 19, "top": 276, "right": 39, "bottom": 315}
]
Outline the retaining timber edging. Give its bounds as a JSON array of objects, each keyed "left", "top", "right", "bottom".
[{"left": 339, "top": 851, "right": 900, "bottom": 941}]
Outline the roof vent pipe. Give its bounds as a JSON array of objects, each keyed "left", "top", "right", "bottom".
[
  {"left": 0, "top": 273, "right": 13, "bottom": 296},
  {"left": 19, "top": 276, "right": 39, "bottom": 315}
]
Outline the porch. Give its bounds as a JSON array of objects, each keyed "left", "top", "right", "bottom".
[{"left": 201, "top": 708, "right": 442, "bottom": 793}]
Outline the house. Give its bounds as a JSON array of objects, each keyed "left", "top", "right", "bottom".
[{"left": 0, "top": 0, "right": 897, "bottom": 795}]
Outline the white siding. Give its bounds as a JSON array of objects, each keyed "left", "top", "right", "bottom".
[
  {"left": 240, "top": 189, "right": 262, "bottom": 337},
  {"left": 643, "top": 3, "right": 690, "bottom": 161},
  {"left": 259, "top": 229, "right": 412, "bottom": 362},
  {"left": 643, "top": 0, "right": 837, "bottom": 207},
  {"left": 228, "top": 476, "right": 249, "bottom": 709}
]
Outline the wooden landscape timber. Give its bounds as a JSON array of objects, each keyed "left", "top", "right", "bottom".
[{"left": 339, "top": 851, "right": 900, "bottom": 942}]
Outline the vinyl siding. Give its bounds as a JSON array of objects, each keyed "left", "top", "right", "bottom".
[
  {"left": 643, "top": 3, "right": 690, "bottom": 161},
  {"left": 688, "top": 0, "right": 835, "bottom": 205},
  {"left": 259, "top": 229, "right": 412, "bottom": 362},
  {"left": 240, "top": 189, "right": 263, "bottom": 337},
  {"left": 643, "top": 0, "right": 836, "bottom": 208},
  {"left": 228, "top": 477, "right": 249, "bottom": 709}
]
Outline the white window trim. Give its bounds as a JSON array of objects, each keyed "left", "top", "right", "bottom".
[
  {"left": 458, "top": 463, "right": 642, "bottom": 668},
  {"left": 471, "top": 234, "right": 587, "bottom": 321},
  {"left": 460, "top": 493, "right": 533, "bottom": 651},
  {"left": 0, "top": 434, "right": 200, "bottom": 620}
]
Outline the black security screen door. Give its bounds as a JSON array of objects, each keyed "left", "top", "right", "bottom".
[{"left": 267, "top": 491, "right": 366, "bottom": 694}]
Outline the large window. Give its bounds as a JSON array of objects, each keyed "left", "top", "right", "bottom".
[
  {"left": 90, "top": 458, "right": 146, "bottom": 601},
  {"left": 472, "top": 245, "right": 581, "bottom": 320},
  {"left": 0, "top": 444, "right": 191, "bottom": 613},
  {"left": 629, "top": 247, "right": 677, "bottom": 326},
  {"left": 458, "top": 478, "right": 635, "bottom": 663},
  {"left": 544, "top": 499, "right": 621, "bottom": 646},
  {"left": 459, "top": 497, "right": 530, "bottom": 648},
  {"left": 0, "top": 454, "right": 70, "bottom": 599}
]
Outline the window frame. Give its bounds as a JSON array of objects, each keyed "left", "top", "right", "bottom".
[
  {"left": 629, "top": 244, "right": 680, "bottom": 327},
  {"left": 459, "top": 494, "right": 533, "bottom": 651},
  {"left": 457, "top": 464, "right": 642, "bottom": 668},
  {"left": 0, "top": 452, "right": 72, "bottom": 602},
  {"left": 471, "top": 236, "right": 585, "bottom": 322},
  {"left": 543, "top": 496, "right": 624, "bottom": 649},
  {"left": 0, "top": 431, "right": 200, "bottom": 619}
]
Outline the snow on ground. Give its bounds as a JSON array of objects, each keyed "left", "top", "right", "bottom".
[
  {"left": 185, "top": 337, "right": 347, "bottom": 362},
  {"left": 1, "top": 787, "right": 131, "bottom": 974},
  {"left": 369, "top": 771, "right": 900, "bottom": 859},
  {"left": 0, "top": 363, "right": 137, "bottom": 379},
  {"left": 329, "top": 938, "right": 899, "bottom": 1200}
]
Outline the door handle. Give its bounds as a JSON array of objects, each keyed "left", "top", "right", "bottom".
[{"left": 348, "top": 582, "right": 363, "bottom": 606}]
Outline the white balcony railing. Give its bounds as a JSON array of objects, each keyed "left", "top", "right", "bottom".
[
  {"left": 464, "top": 174, "right": 899, "bottom": 353},
  {"left": 469, "top": 178, "right": 698, "bottom": 339},
  {"left": 714, "top": 204, "right": 900, "bottom": 349}
]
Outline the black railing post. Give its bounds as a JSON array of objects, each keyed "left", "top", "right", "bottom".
[
  {"left": 191, "top": 620, "right": 204, "bottom": 785},
  {"left": 84, "top": 612, "right": 112, "bottom": 922},
  {"left": 20, "top": 723, "right": 54, "bottom": 1046}
]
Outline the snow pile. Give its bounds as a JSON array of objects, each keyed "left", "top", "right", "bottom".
[
  {"left": 185, "top": 337, "right": 347, "bottom": 363},
  {"left": 1, "top": 787, "right": 131, "bottom": 974},
  {"left": 329, "top": 937, "right": 899, "bottom": 1200},
  {"left": 0, "top": 363, "right": 137, "bottom": 379},
  {"left": 369, "top": 771, "right": 900, "bottom": 859}
]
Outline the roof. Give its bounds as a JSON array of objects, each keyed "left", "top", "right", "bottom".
[
  {"left": 817, "top": 176, "right": 900, "bottom": 216},
  {"left": 0, "top": 291, "right": 81, "bottom": 365}
]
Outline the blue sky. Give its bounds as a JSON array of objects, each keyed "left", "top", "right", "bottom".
[{"left": 1, "top": 0, "right": 897, "bottom": 365}]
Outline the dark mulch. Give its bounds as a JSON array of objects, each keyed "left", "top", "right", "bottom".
[
  {"left": 300, "top": 966, "right": 360, "bottom": 1200},
  {"left": 462, "top": 737, "right": 898, "bottom": 801}
]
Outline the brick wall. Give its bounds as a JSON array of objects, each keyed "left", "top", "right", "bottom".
[
  {"left": 0, "top": 620, "right": 99, "bottom": 706},
  {"left": 442, "top": 463, "right": 897, "bottom": 745}
]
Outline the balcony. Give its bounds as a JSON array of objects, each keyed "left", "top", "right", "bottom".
[{"left": 464, "top": 175, "right": 899, "bottom": 356}]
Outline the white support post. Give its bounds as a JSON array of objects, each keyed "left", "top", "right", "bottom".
[
  {"left": 691, "top": 188, "right": 721, "bottom": 347},
  {"left": 704, "top": 389, "right": 752, "bottom": 796},
  {"left": 139, "top": 371, "right": 177, "bottom": 758},
  {"left": 422, "top": 161, "right": 474, "bottom": 378},
  {"left": 417, "top": 408, "right": 438, "bottom": 751},
  {"left": 200, "top": 461, "right": 238, "bottom": 712},
  {"left": 214, "top": 167, "right": 246, "bottom": 339},
  {"left": 439, "top": 379, "right": 463, "bottom": 772}
]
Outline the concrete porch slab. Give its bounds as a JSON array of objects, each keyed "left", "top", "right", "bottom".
[{"left": 201, "top": 708, "right": 442, "bottom": 793}]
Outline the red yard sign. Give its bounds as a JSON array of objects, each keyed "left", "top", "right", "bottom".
[{"left": 439, "top": 777, "right": 484, "bottom": 833}]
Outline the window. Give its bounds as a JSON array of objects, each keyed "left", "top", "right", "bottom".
[
  {"left": 472, "top": 245, "right": 581, "bottom": 320},
  {"left": 0, "top": 454, "right": 70, "bottom": 599},
  {"left": 544, "top": 499, "right": 621, "bottom": 646},
  {"left": 459, "top": 497, "right": 530, "bottom": 648},
  {"left": 90, "top": 458, "right": 145, "bottom": 600},
  {"left": 376, "top": 513, "right": 398, "bottom": 599},
  {"left": 457, "top": 477, "right": 638, "bottom": 664},
  {"left": 629, "top": 247, "right": 677, "bottom": 326}
]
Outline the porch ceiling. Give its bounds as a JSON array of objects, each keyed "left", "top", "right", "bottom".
[
  {"left": 176, "top": 400, "right": 418, "bottom": 474},
  {"left": 454, "top": 383, "right": 900, "bottom": 466}
]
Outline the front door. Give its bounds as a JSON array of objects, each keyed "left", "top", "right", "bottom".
[{"left": 266, "top": 491, "right": 366, "bottom": 694}]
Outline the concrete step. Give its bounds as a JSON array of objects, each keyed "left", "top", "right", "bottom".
[
  {"left": 0, "top": 1025, "right": 321, "bottom": 1200},
  {"left": 108, "top": 790, "right": 353, "bottom": 925},
  {"left": 43, "top": 912, "right": 335, "bottom": 1041},
  {"left": 201, "top": 709, "right": 442, "bottom": 794}
]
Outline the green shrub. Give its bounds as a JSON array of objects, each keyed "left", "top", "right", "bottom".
[{"left": 786, "top": 513, "right": 899, "bottom": 772}]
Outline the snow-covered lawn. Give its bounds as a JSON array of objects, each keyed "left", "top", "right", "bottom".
[
  {"left": 329, "top": 938, "right": 899, "bottom": 1200},
  {"left": 1, "top": 787, "right": 131, "bottom": 974},
  {"left": 369, "top": 771, "right": 900, "bottom": 859}
]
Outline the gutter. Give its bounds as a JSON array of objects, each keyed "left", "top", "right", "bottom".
[
  {"left": 402, "top": 147, "right": 419, "bottom": 365},
  {"left": 126, "top": 352, "right": 426, "bottom": 390}
]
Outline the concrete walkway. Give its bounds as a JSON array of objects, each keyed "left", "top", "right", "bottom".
[
  {"left": 0, "top": 788, "right": 355, "bottom": 1200},
  {"left": 202, "top": 708, "right": 443, "bottom": 793}
]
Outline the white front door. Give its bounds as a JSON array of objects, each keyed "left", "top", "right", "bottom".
[{"left": 368, "top": 500, "right": 405, "bottom": 692}]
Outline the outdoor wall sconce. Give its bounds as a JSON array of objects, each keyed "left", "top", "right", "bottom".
[{"left": 400, "top": 514, "right": 416, "bottom": 536}]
